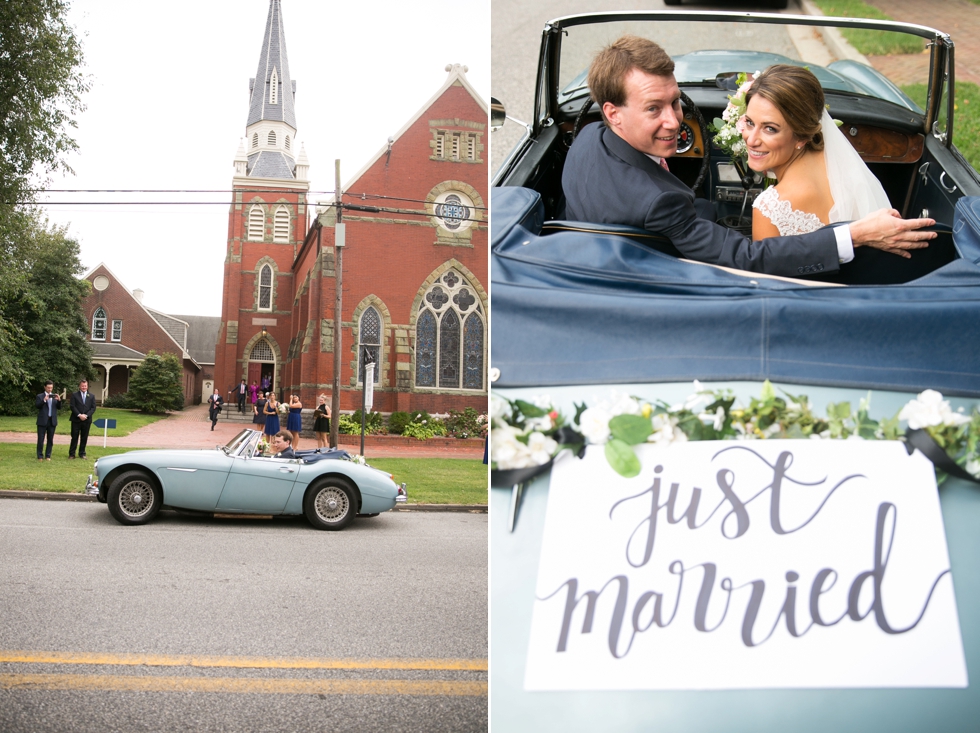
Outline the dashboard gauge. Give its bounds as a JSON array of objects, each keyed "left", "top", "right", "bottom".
[{"left": 676, "top": 121, "right": 695, "bottom": 154}]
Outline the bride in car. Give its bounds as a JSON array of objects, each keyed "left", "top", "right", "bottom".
[{"left": 741, "top": 65, "right": 892, "bottom": 240}]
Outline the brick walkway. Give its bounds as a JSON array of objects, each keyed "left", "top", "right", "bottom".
[
  {"left": 0, "top": 404, "right": 485, "bottom": 460},
  {"left": 864, "top": 0, "right": 980, "bottom": 86}
]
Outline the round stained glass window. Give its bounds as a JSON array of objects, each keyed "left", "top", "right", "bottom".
[{"left": 433, "top": 191, "right": 474, "bottom": 233}]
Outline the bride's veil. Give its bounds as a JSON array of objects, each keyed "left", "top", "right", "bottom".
[{"left": 823, "top": 108, "right": 892, "bottom": 221}]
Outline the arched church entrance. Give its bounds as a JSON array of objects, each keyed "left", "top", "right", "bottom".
[{"left": 247, "top": 339, "right": 277, "bottom": 395}]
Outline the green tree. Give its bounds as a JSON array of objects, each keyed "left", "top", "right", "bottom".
[
  {"left": 127, "top": 351, "right": 184, "bottom": 414},
  {"left": 0, "top": 214, "right": 94, "bottom": 415},
  {"left": 0, "top": 0, "right": 87, "bottom": 386}
]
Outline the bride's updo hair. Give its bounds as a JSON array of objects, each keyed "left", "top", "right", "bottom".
[{"left": 745, "top": 65, "right": 825, "bottom": 152}]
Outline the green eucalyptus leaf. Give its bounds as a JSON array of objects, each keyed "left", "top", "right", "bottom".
[
  {"left": 514, "top": 399, "right": 547, "bottom": 418},
  {"left": 605, "top": 439, "right": 642, "bottom": 478},
  {"left": 609, "top": 414, "right": 653, "bottom": 445}
]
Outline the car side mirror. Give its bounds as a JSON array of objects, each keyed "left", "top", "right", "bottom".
[{"left": 491, "top": 97, "right": 506, "bottom": 131}]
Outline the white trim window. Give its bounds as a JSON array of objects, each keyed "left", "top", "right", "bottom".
[
  {"left": 273, "top": 206, "right": 290, "bottom": 243},
  {"left": 92, "top": 307, "right": 107, "bottom": 341},
  {"left": 258, "top": 264, "right": 274, "bottom": 311},
  {"left": 111, "top": 320, "right": 122, "bottom": 342},
  {"left": 415, "top": 270, "right": 484, "bottom": 390}
]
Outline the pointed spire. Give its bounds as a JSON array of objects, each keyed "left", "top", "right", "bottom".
[{"left": 247, "top": 0, "right": 296, "bottom": 129}]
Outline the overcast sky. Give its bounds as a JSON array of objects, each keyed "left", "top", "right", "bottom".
[{"left": 41, "top": 0, "right": 490, "bottom": 317}]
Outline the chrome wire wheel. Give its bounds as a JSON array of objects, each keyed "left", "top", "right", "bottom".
[
  {"left": 314, "top": 486, "right": 349, "bottom": 523},
  {"left": 119, "top": 479, "right": 155, "bottom": 518}
]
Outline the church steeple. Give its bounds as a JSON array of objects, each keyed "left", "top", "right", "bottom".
[
  {"left": 238, "top": 0, "right": 306, "bottom": 181},
  {"left": 247, "top": 0, "right": 296, "bottom": 129}
]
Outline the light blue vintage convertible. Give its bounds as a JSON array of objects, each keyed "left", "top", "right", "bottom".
[{"left": 86, "top": 429, "right": 407, "bottom": 530}]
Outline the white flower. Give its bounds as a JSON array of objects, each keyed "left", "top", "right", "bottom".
[
  {"left": 649, "top": 414, "right": 687, "bottom": 445},
  {"left": 527, "top": 431, "right": 558, "bottom": 465},
  {"left": 578, "top": 405, "right": 612, "bottom": 444},
  {"left": 898, "top": 390, "right": 971, "bottom": 429},
  {"left": 491, "top": 424, "right": 557, "bottom": 470},
  {"left": 530, "top": 394, "right": 554, "bottom": 410},
  {"left": 712, "top": 406, "right": 725, "bottom": 431},
  {"left": 525, "top": 414, "right": 553, "bottom": 432},
  {"left": 490, "top": 395, "right": 510, "bottom": 425},
  {"left": 967, "top": 457, "right": 980, "bottom": 478}
]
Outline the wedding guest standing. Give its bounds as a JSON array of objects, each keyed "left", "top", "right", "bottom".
[
  {"left": 313, "top": 395, "right": 331, "bottom": 450},
  {"left": 253, "top": 391, "right": 268, "bottom": 430},
  {"left": 286, "top": 394, "right": 303, "bottom": 451},
  {"left": 35, "top": 380, "right": 61, "bottom": 461},
  {"left": 68, "top": 379, "right": 96, "bottom": 459},
  {"left": 249, "top": 381, "right": 258, "bottom": 405},
  {"left": 263, "top": 393, "right": 281, "bottom": 438}
]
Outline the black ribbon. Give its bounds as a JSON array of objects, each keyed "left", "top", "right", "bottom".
[{"left": 905, "top": 428, "right": 980, "bottom": 486}]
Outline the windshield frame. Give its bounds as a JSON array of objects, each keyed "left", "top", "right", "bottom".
[{"left": 536, "top": 10, "right": 951, "bottom": 145}]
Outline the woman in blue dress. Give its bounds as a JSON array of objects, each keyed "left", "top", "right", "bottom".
[
  {"left": 286, "top": 394, "right": 303, "bottom": 451},
  {"left": 253, "top": 392, "right": 267, "bottom": 429},
  {"left": 263, "top": 393, "right": 281, "bottom": 438}
]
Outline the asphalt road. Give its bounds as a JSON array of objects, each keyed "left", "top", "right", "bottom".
[
  {"left": 0, "top": 499, "right": 487, "bottom": 732},
  {"left": 490, "top": 0, "right": 802, "bottom": 174}
]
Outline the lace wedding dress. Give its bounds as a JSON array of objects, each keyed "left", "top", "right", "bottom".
[
  {"left": 751, "top": 109, "right": 891, "bottom": 236},
  {"left": 752, "top": 187, "right": 823, "bottom": 235}
]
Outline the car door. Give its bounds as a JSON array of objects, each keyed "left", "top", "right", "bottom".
[
  {"left": 159, "top": 451, "right": 236, "bottom": 511},
  {"left": 215, "top": 455, "right": 299, "bottom": 513}
]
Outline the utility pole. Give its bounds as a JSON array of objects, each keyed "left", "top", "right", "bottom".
[{"left": 330, "top": 159, "right": 344, "bottom": 450}]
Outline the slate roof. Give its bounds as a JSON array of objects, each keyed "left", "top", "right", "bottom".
[
  {"left": 146, "top": 309, "right": 188, "bottom": 351},
  {"left": 247, "top": 151, "right": 296, "bottom": 179},
  {"left": 170, "top": 315, "right": 222, "bottom": 365},
  {"left": 90, "top": 343, "right": 146, "bottom": 361},
  {"left": 246, "top": 0, "right": 296, "bottom": 129}
]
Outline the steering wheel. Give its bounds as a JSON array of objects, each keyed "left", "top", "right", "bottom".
[{"left": 572, "top": 91, "right": 711, "bottom": 195}]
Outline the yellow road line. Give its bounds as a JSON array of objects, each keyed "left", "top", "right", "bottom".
[
  {"left": 0, "top": 651, "right": 486, "bottom": 672},
  {"left": 0, "top": 673, "right": 487, "bottom": 697}
]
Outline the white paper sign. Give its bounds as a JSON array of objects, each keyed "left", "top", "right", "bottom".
[{"left": 525, "top": 441, "right": 967, "bottom": 690}]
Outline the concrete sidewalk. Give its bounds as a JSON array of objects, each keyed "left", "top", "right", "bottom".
[{"left": 0, "top": 404, "right": 486, "bottom": 460}]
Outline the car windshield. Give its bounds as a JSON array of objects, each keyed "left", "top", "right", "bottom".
[
  {"left": 557, "top": 17, "right": 934, "bottom": 114},
  {"left": 222, "top": 430, "right": 254, "bottom": 455}
]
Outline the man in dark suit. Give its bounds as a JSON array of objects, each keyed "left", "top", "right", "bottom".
[
  {"left": 271, "top": 431, "right": 296, "bottom": 459},
  {"left": 35, "top": 380, "right": 61, "bottom": 461},
  {"left": 208, "top": 388, "right": 223, "bottom": 431},
  {"left": 561, "top": 35, "right": 936, "bottom": 278},
  {"left": 68, "top": 379, "right": 96, "bottom": 459},
  {"left": 231, "top": 379, "right": 248, "bottom": 413}
]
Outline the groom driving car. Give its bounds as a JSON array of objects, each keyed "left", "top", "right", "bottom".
[{"left": 561, "top": 35, "right": 937, "bottom": 278}]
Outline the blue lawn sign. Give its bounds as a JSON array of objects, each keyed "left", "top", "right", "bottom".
[{"left": 93, "top": 418, "right": 117, "bottom": 447}]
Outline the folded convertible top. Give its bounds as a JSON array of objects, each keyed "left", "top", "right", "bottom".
[{"left": 491, "top": 187, "right": 980, "bottom": 396}]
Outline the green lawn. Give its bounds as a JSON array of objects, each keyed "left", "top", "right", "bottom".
[
  {"left": 0, "top": 408, "right": 164, "bottom": 437},
  {"left": 0, "top": 444, "right": 488, "bottom": 505},
  {"left": 810, "top": 0, "right": 927, "bottom": 55},
  {"left": 901, "top": 81, "right": 980, "bottom": 172}
]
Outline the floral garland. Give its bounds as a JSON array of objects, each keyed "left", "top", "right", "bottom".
[{"left": 490, "top": 382, "right": 980, "bottom": 483}]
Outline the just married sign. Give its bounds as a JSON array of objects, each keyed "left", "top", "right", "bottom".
[{"left": 525, "top": 441, "right": 967, "bottom": 690}]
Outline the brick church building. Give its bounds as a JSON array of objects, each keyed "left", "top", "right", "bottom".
[{"left": 213, "top": 0, "right": 487, "bottom": 414}]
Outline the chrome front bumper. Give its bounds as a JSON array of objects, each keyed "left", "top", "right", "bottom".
[
  {"left": 396, "top": 482, "right": 407, "bottom": 503},
  {"left": 84, "top": 474, "right": 99, "bottom": 496}
]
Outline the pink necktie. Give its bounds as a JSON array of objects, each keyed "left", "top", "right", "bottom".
[{"left": 660, "top": 157, "right": 670, "bottom": 172}]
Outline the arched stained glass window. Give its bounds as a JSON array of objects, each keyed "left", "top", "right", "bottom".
[
  {"left": 438, "top": 310, "right": 460, "bottom": 387},
  {"left": 92, "top": 307, "right": 107, "bottom": 341},
  {"left": 415, "top": 269, "right": 484, "bottom": 390},
  {"left": 359, "top": 306, "right": 381, "bottom": 384},
  {"left": 250, "top": 340, "right": 273, "bottom": 361},
  {"left": 258, "top": 264, "right": 273, "bottom": 311},
  {"left": 415, "top": 310, "right": 436, "bottom": 387},
  {"left": 463, "top": 313, "right": 484, "bottom": 390}
]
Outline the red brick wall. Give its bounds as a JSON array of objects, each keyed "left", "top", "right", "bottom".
[{"left": 217, "top": 80, "right": 487, "bottom": 417}]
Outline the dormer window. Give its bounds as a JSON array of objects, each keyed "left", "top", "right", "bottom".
[
  {"left": 251, "top": 133, "right": 258, "bottom": 149},
  {"left": 268, "top": 130, "right": 277, "bottom": 147},
  {"left": 285, "top": 135, "right": 291, "bottom": 151},
  {"left": 269, "top": 68, "right": 278, "bottom": 104}
]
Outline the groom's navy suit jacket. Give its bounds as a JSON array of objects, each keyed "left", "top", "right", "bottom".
[{"left": 562, "top": 122, "right": 842, "bottom": 278}]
